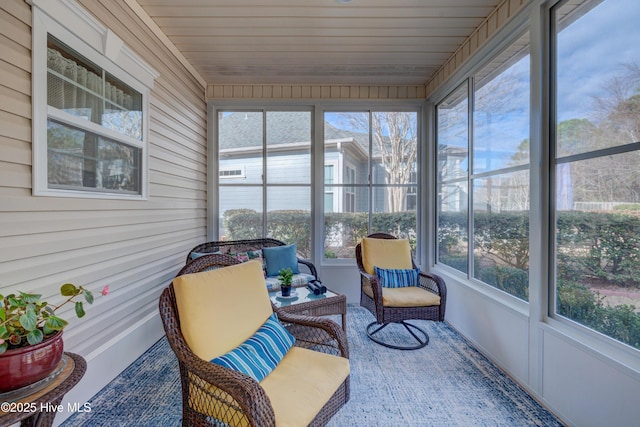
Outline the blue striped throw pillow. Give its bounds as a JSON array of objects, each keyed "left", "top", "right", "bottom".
[
  {"left": 211, "top": 313, "right": 295, "bottom": 382},
  {"left": 374, "top": 266, "right": 420, "bottom": 288}
]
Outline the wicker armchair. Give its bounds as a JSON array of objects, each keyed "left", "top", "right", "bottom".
[
  {"left": 186, "top": 238, "right": 318, "bottom": 279},
  {"left": 159, "top": 254, "right": 350, "bottom": 426},
  {"left": 356, "top": 233, "right": 447, "bottom": 350}
]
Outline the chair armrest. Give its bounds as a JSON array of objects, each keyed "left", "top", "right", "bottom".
[
  {"left": 297, "top": 258, "right": 318, "bottom": 279},
  {"left": 418, "top": 271, "right": 447, "bottom": 319},
  {"left": 360, "top": 270, "right": 384, "bottom": 307},
  {"left": 168, "top": 339, "right": 276, "bottom": 426},
  {"left": 417, "top": 271, "right": 446, "bottom": 297},
  {"left": 275, "top": 310, "right": 349, "bottom": 359}
]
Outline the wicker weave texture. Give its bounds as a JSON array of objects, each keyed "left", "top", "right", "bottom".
[
  {"left": 356, "top": 233, "right": 447, "bottom": 324},
  {"left": 186, "top": 238, "right": 318, "bottom": 279},
  {"left": 159, "top": 254, "right": 349, "bottom": 426}
]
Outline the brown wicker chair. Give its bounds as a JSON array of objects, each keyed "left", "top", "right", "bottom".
[
  {"left": 186, "top": 238, "right": 318, "bottom": 279},
  {"left": 356, "top": 233, "right": 447, "bottom": 350},
  {"left": 159, "top": 253, "right": 350, "bottom": 426}
]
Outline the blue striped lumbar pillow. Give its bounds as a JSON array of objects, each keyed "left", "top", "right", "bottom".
[
  {"left": 374, "top": 266, "right": 420, "bottom": 288},
  {"left": 211, "top": 313, "right": 295, "bottom": 382}
]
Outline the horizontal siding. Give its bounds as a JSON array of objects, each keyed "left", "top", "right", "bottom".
[
  {"left": 0, "top": 0, "right": 207, "bottom": 367},
  {"left": 426, "top": 0, "right": 528, "bottom": 96},
  {"left": 207, "top": 84, "right": 427, "bottom": 100}
]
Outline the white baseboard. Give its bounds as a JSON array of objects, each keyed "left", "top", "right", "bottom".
[{"left": 52, "top": 311, "right": 165, "bottom": 426}]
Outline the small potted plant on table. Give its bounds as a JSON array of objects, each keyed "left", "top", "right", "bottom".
[{"left": 278, "top": 268, "right": 294, "bottom": 297}]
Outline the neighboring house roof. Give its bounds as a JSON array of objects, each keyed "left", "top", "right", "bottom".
[{"left": 218, "top": 111, "right": 370, "bottom": 154}]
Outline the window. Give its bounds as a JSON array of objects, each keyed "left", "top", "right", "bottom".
[
  {"left": 219, "top": 167, "right": 246, "bottom": 179},
  {"left": 324, "top": 165, "right": 335, "bottom": 213},
  {"left": 436, "top": 31, "right": 531, "bottom": 301},
  {"left": 217, "top": 110, "right": 312, "bottom": 257},
  {"left": 324, "top": 111, "right": 418, "bottom": 260},
  {"left": 406, "top": 172, "right": 417, "bottom": 211},
  {"left": 32, "top": 0, "right": 155, "bottom": 198},
  {"left": 552, "top": 0, "right": 640, "bottom": 349},
  {"left": 437, "top": 83, "right": 470, "bottom": 272},
  {"left": 345, "top": 166, "right": 356, "bottom": 212}
]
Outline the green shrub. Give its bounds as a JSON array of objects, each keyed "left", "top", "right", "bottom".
[
  {"left": 613, "top": 204, "right": 640, "bottom": 211},
  {"left": 476, "top": 265, "right": 529, "bottom": 301}
]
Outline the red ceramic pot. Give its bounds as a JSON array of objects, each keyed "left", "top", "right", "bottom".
[{"left": 0, "top": 331, "right": 64, "bottom": 392}]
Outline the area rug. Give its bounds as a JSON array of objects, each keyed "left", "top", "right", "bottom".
[{"left": 62, "top": 305, "right": 563, "bottom": 427}]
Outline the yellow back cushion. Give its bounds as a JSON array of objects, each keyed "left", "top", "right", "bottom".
[
  {"left": 361, "top": 237, "right": 413, "bottom": 275},
  {"left": 172, "top": 260, "right": 273, "bottom": 361}
]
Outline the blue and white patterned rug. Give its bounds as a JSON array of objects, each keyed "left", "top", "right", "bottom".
[{"left": 62, "top": 305, "right": 563, "bottom": 426}]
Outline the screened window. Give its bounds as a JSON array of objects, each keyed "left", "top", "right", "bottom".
[
  {"left": 217, "top": 111, "right": 312, "bottom": 257},
  {"left": 324, "top": 111, "right": 418, "bottom": 260},
  {"left": 552, "top": 0, "right": 640, "bottom": 349},
  {"left": 436, "top": 31, "right": 531, "bottom": 301}
]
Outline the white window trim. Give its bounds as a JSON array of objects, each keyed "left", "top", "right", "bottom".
[{"left": 31, "top": 0, "right": 158, "bottom": 200}]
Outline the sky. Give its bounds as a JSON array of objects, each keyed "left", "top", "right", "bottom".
[{"left": 557, "top": 0, "right": 640, "bottom": 122}]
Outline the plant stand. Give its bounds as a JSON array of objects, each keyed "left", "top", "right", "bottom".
[{"left": 0, "top": 352, "right": 86, "bottom": 427}]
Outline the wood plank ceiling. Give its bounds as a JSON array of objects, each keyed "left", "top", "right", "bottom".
[{"left": 136, "top": 0, "right": 502, "bottom": 86}]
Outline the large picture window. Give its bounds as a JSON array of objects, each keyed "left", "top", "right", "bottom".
[
  {"left": 323, "top": 110, "right": 418, "bottom": 260},
  {"left": 217, "top": 110, "right": 312, "bottom": 257},
  {"left": 552, "top": 0, "right": 640, "bottom": 349},
  {"left": 436, "top": 32, "right": 531, "bottom": 301}
]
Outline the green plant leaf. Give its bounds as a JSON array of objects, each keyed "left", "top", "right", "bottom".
[
  {"left": 75, "top": 301, "right": 86, "bottom": 318},
  {"left": 60, "top": 283, "right": 77, "bottom": 296},
  {"left": 19, "top": 292, "right": 42, "bottom": 304},
  {"left": 0, "top": 325, "right": 8, "bottom": 339},
  {"left": 45, "top": 315, "right": 68, "bottom": 331},
  {"left": 19, "top": 306, "right": 38, "bottom": 331},
  {"left": 0, "top": 341, "right": 7, "bottom": 355},
  {"left": 26, "top": 329, "right": 44, "bottom": 345},
  {"left": 83, "top": 289, "right": 94, "bottom": 304},
  {"left": 0, "top": 306, "right": 5, "bottom": 322},
  {"left": 7, "top": 296, "right": 21, "bottom": 308}
]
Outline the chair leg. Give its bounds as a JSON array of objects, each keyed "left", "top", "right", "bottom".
[{"left": 366, "top": 321, "right": 429, "bottom": 350}]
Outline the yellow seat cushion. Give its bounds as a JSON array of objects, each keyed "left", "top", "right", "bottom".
[
  {"left": 363, "top": 285, "right": 441, "bottom": 308},
  {"left": 260, "top": 346, "right": 350, "bottom": 427},
  {"left": 361, "top": 237, "right": 413, "bottom": 275},
  {"left": 172, "top": 260, "right": 273, "bottom": 361},
  {"left": 187, "top": 347, "right": 350, "bottom": 427}
]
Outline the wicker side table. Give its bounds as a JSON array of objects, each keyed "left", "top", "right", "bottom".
[
  {"left": 270, "top": 288, "right": 347, "bottom": 333},
  {"left": 0, "top": 352, "right": 86, "bottom": 427}
]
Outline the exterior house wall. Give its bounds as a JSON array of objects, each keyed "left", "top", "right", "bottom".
[
  {"left": 219, "top": 150, "right": 312, "bottom": 215},
  {"left": 0, "top": 0, "right": 206, "bottom": 421}
]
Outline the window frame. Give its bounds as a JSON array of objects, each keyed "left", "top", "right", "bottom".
[
  {"left": 434, "top": 28, "right": 532, "bottom": 303},
  {"left": 211, "top": 101, "right": 424, "bottom": 266},
  {"left": 322, "top": 108, "right": 421, "bottom": 262},
  {"left": 547, "top": 0, "right": 640, "bottom": 355},
  {"left": 32, "top": 0, "right": 156, "bottom": 200},
  {"left": 215, "top": 108, "right": 313, "bottom": 251}
]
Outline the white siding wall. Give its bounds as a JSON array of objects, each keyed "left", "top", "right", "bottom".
[{"left": 0, "top": 1, "right": 206, "bottom": 421}]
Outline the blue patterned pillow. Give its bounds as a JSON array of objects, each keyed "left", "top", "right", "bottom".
[
  {"left": 211, "top": 313, "right": 295, "bottom": 382},
  {"left": 374, "top": 266, "right": 419, "bottom": 288}
]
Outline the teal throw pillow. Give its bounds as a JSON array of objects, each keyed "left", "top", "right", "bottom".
[
  {"left": 211, "top": 313, "right": 295, "bottom": 382},
  {"left": 374, "top": 266, "right": 420, "bottom": 288},
  {"left": 263, "top": 244, "right": 299, "bottom": 277}
]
